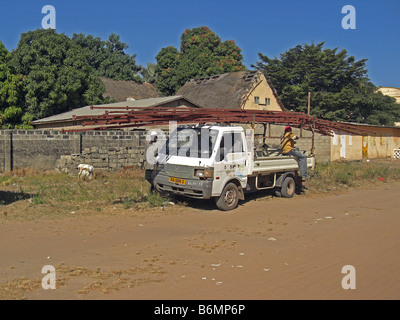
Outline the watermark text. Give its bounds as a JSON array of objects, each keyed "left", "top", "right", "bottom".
[
  {"left": 342, "top": 5, "right": 356, "bottom": 30},
  {"left": 42, "top": 5, "right": 56, "bottom": 30},
  {"left": 341, "top": 265, "right": 356, "bottom": 289},
  {"left": 42, "top": 265, "right": 56, "bottom": 290}
]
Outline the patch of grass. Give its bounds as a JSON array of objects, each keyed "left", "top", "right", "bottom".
[
  {"left": 0, "top": 167, "right": 172, "bottom": 220},
  {"left": 147, "top": 192, "right": 170, "bottom": 208},
  {"left": 31, "top": 193, "right": 46, "bottom": 205},
  {"left": 308, "top": 159, "right": 400, "bottom": 192}
]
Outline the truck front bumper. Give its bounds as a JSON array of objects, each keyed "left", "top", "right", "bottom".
[{"left": 154, "top": 173, "right": 213, "bottom": 199}]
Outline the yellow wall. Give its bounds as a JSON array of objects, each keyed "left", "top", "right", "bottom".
[
  {"left": 377, "top": 87, "right": 400, "bottom": 104},
  {"left": 243, "top": 74, "right": 282, "bottom": 111},
  {"left": 331, "top": 127, "right": 400, "bottom": 161},
  {"left": 331, "top": 133, "right": 363, "bottom": 161}
]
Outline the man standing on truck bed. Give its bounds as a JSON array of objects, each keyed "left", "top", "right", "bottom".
[{"left": 281, "top": 126, "right": 308, "bottom": 180}]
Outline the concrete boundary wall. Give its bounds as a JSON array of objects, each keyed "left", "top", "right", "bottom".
[{"left": 0, "top": 130, "right": 147, "bottom": 173}]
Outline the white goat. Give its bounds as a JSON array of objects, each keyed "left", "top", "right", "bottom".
[{"left": 78, "top": 164, "right": 95, "bottom": 181}]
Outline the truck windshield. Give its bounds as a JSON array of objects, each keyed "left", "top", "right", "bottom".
[{"left": 162, "top": 128, "right": 219, "bottom": 159}]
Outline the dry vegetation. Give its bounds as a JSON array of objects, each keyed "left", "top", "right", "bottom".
[
  {"left": 0, "top": 262, "right": 166, "bottom": 300},
  {"left": 1, "top": 159, "right": 400, "bottom": 221},
  {"left": 307, "top": 158, "right": 400, "bottom": 192},
  {"left": 0, "top": 167, "right": 172, "bottom": 221}
]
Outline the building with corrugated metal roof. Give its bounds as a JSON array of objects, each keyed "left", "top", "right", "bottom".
[{"left": 32, "top": 96, "right": 199, "bottom": 130}]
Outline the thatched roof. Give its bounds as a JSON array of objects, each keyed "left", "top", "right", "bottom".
[
  {"left": 177, "top": 70, "right": 285, "bottom": 110},
  {"left": 101, "top": 77, "right": 159, "bottom": 102}
]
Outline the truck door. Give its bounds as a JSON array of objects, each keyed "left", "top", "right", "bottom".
[{"left": 212, "top": 131, "right": 248, "bottom": 196}]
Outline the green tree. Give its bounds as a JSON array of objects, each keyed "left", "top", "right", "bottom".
[
  {"left": 140, "top": 63, "right": 157, "bottom": 84},
  {"left": 155, "top": 46, "right": 180, "bottom": 96},
  {"left": 71, "top": 33, "right": 105, "bottom": 71},
  {"left": 0, "top": 41, "right": 11, "bottom": 62},
  {"left": 155, "top": 26, "right": 246, "bottom": 96},
  {"left": 0, "top": 41, "right": 26, "bottom": 128},
  {"left": 72, "top": 33, "right": 142, "bottom": 82},
  {"left": 9, "top": 29, "right": 105, "bottom": 120},
  {"left": 254, "top": 42, "right": 400, "bottom": 126}
]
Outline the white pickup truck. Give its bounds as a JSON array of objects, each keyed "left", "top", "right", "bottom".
[{"left": 152, "top": 124, "right": 315, "bottom": 211}]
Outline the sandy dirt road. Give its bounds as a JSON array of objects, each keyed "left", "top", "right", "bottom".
[{"left": 1, "top": 182, "right": 400, "bottom": 300}]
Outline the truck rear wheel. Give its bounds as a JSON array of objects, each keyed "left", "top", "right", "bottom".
[
  {"left": 215, "top": 182, "right": 239, "bottom": 211},
  {"left": 281, "top": 176, "right": 295, "bottom": 198}
]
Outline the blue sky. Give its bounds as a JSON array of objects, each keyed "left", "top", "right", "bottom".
[{"left": 1, "top": 0, "right": 399, "bottom": 87}]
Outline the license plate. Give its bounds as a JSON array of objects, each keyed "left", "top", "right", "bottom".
[{"left": 169, "top": 177, "right": 186, "bottom": 185}]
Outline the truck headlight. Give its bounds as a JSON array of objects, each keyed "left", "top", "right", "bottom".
[{"left": 194, "top": 169, "right": 213, "bottom": 178}]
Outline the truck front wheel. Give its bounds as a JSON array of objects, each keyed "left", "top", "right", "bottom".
[{"left": 215, "top": 182, "right": 239, "bottom": 211}]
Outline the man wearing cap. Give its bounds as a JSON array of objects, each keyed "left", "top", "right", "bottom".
[{"left": 280, "top": 126, "right": 308, "bottom": 180}]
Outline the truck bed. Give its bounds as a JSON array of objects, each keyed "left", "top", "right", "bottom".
[{"left": 252, "top": 151, "right": 315, "bottom": 175}]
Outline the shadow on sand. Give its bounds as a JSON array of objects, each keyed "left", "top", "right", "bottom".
[
  {"left": 170, "top": 189, "right": 279, "bottom": 211},
  {"left": 0, "top": 190, "right": 32, "bottom": 206},
  {"left": 169, "top": 184, "right": 308, "bottom": 211}
]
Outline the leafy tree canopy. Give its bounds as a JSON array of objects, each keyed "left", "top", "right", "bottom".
[
  {"left": 254, "top": 42, "right": 400, "bottom": 126},
  {"left": 72, "top": 33, "right": 142, "bottom": 82},
  {"left": 0, "top": 41, "right": 11, "bottom": 63},
  {"left": 0, "top": 41, "right": 26, "bottom": 128},
  {"left": 155, "top": 26, "right": 246, "bottom": 96},
  {"left": 140, "top": 63, "right": 157, "bottom": 84},
  {"left": 8, "top": 29, "right": 105, "bottom": 120}
]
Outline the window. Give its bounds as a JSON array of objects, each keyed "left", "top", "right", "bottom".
[
  {"left": 254, "top": 96, "right": 260, "bottom": 104},
  {"left": 218, "top": 132, "right": 244, "bottom": 161},
  {"left": 164, "top": 128, "right": 219, "bottom": 158},
  {"left": 220, "top": 133, "right": 242, "bottom": 154},
  {"left": 265, "top": 98, "right": 271, "bottom": 106}
]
